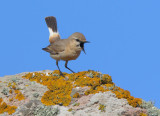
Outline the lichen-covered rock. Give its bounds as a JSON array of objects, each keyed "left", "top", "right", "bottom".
[
  {"left": 13, "top": 100, "right": 61, "bottom": 116},
  {"left": 0, "top": 70, "right": 159, "bottom": 116}
]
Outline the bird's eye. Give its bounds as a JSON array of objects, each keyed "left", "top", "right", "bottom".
[
  {"left": 76, "top": 39, "right": 80, "bottom": 42},
  {"left": 76, "top": 44, "right": 80, "bottom": 47}
]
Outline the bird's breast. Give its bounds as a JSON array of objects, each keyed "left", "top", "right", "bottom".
[
  {"left": 50, "top": 40, "right": 82, "bottom": 61},
  {"left": 61, "top": 49, "right": 81, "bottom": 61}
]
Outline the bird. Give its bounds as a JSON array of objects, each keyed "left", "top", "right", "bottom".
[{"left": 42, "top": 16, "right": 89, "bottom": 76}]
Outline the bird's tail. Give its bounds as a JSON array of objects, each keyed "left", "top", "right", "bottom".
[
  {"left": 45, "top": 16, "right": 57, "bottom": 32},
  {"left": 42, "top": 47, "right": 50, "bottom": 53},
  {"left": 45, "top": 16, "right": 60, "bottom": 43}
]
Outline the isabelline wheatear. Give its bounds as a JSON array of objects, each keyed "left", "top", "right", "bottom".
[{"left": 42, "top": 16, "right": 89, "bottom": 76}]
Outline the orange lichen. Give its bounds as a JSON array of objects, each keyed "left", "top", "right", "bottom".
[
  {"left": 8, "top": 83, "right": 12, "bottom": 87},
  {"left": 14, "top": 90, "right": 19, "bottom": 94},
  {"left": 22, "top": 71, "right": 72, "bottom": 106},
  {"left": 100, "top": 74, "right": 113, "bottom": 84},
  {"left": 75, "top": 77, "right": 100, "bottom": 88},
  {"left": 9, "top": 98, "right": 14, "bottom": 102},
  {"left": 96, "top": 86, "right": 105, "bottom": 92},
  {"left": 99, "top": 104, "right": 106, "bottom": 112},
  {"left": 15, "top": 90, "right": 25, "bottom": 101},
  {"left": 0, "top": 98, "right": 2, "bottom": 104},
  {"left": 41, "top": 90, "right": 71, "bottom": 106},
  {"left": 22, "top": 70, "right": 142, "bottom": 107},
  {"left": 9, "top": 89, "right": 12, "bottom": 94},
  {"left": 6, "top": 106, "right": 17, "bottom": 115},
  {"left": 68, "top": 108, "right": 73, "bottom": 112},
  {"left": 12, "top": 85, "right": 16, "bottom": 90},
  {"left": 140, "top": 113, "right": 148, "bottom": 116},
  {"left": 84, "top": 89, "right": 90, "bottom": 95},
  {"left": 0, "top": 98, "right": 17, "bottom": 115},
  {"left": 0, "top": 82, "right": 25, "bottom": 115},
  {"left": 105, "top": 83, "right": 114, "bottom": 88},
  {"left": 113, "top": 88, "right": 142, "bottom": 107},
  {"left": 73, "top": 93, "right": 80, "bottom": 98},
  {"left": 41, "top": 79, "right": 72, "bottom": 106},
  {"left": 8, "top": 82, "right": 25, "bottom": 101}
]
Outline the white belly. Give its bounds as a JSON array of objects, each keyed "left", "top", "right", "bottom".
[{"left": 50, "top": 54, "right": 61, "bottom": 61}]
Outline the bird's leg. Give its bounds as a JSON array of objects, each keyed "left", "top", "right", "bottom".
[
  {"left": 65, "top": 61, "right": 75, "bottom": 73},
  {"left": 56, "top": 60, "right": 64, "bottom": 76}
]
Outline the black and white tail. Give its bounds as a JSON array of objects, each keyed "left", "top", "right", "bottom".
[
  {"left": 45, "top": 16, "right": 60, "bottom": 43},
  {"left": 45, "top": 16, "right": 57, "bottom": 32}
]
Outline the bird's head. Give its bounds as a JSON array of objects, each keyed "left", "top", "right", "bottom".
[{"left": 69, "top": 32, "right": 89, "bottom": 54}]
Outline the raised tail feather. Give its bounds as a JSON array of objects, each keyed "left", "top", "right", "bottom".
[
  {"left": 45, "top": 16, "right": 60, "bottom": 43},
  {"left": 45, "top": 16, "right": 57, "bottom": 32}
]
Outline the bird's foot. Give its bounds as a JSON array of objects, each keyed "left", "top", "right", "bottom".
[{"left": 60, "top": 72, "right": 64, "bottom": 77}]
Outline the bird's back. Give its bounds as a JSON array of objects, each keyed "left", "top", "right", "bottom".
[
  {"left": 42, "top": 39, "right": 68, "bottom": 54},
  {"left": 43, "top": 38, "right": 81, "bottom": 61}
]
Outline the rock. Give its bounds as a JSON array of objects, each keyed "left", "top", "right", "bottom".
[{"left": 0, "top": 70, "right": 158, "bottom": 116}]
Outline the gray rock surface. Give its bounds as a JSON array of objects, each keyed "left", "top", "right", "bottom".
[{"left": 0, "top": 70, "right": 153, "bottom": 116}]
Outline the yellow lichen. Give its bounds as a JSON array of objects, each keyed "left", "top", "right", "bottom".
[
  {"left": 8, "top": 83, "right": 12, "bottom": 87},
  {"left": 99, "top": 104, "right": 106, "bottom": 112},
  {"left": 113, "top": 88, "right": 142, "bottom": 107},
  {"left": 42, "top": 87, "right": 72, "bottom": 106},
  {"left": 0, "top": 98, "right": 2, "bottom": 104},
  {"left": 96, "top": 86, "right": 105, "bottom": 92},
  {"left": 68, "top": 108, "right": 73, "bottom": 112},
  {"left": 12, "top": 85, "right": 16, "bottom": 90},
  {"left": 0, "top": 98, "right": 17, "bottom": 115},
  {"left": 73, "top": 103, "right": 80, "bottom": 106},
  {"left": 14, "top": 90, "right": 19, "bottom": 94},
  {"left": 73, "top": 93, "right": 80, "bottom": 98},
  {"left": 7, "top": 106, "right": 17, "bottom": 115},
  {"left": 8, "top": 83, "right": 26, "bottom": 101},
  {"left": 105, "top": 83, "right": 114, "bottom": 88},
  {"left": 84, "top": 89, "right": 91, "bottom": 95},
  {"left": 100, "top": 74, "right": 113, "bottom": 84},
  {"left": 139, "top": 113, "right": 148, "bottom": 116},
  {"left": 15, "top": 90, "right": 25, "bottom": 101},
  {"left": 9, "top": 89, "right": 12, "bottom": 94},
  {"left": 9, "top": 98, "right": 14, "bottom": 102},
  {"left": 0, "top": 82, "right": 25, "bottom": 115},
  {"left": 22, "top": 70, "right": 142, "bottom": 108}
]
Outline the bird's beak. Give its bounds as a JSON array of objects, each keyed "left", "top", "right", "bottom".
[
  {"left": 81, "top": 41, "right": 90, "bottom": 54},
  {"left": 84, "top": 41, "right": 90, "bottom": 43},
  {"left": 82, "top": 47, "right": 86, "bottom": 54}
]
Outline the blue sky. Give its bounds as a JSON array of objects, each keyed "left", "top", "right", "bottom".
[{"left": 0, "top": 0, "right": 160, "bottom": 108}]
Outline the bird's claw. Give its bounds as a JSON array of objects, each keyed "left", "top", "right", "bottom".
[{"left": 60, "top": 72, "right": 64, "bottom": 77}]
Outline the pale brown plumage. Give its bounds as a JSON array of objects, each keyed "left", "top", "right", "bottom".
[{"left": 42, "top": 16, "right": 89, "bottom": 76}]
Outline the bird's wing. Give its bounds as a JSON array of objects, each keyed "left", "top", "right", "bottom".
[
  {"left": 45, "top": 16, "right": 61, "bottom": 43},
  {"left": 42, "top": 39, "right": 68, "bottom": 55}
]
